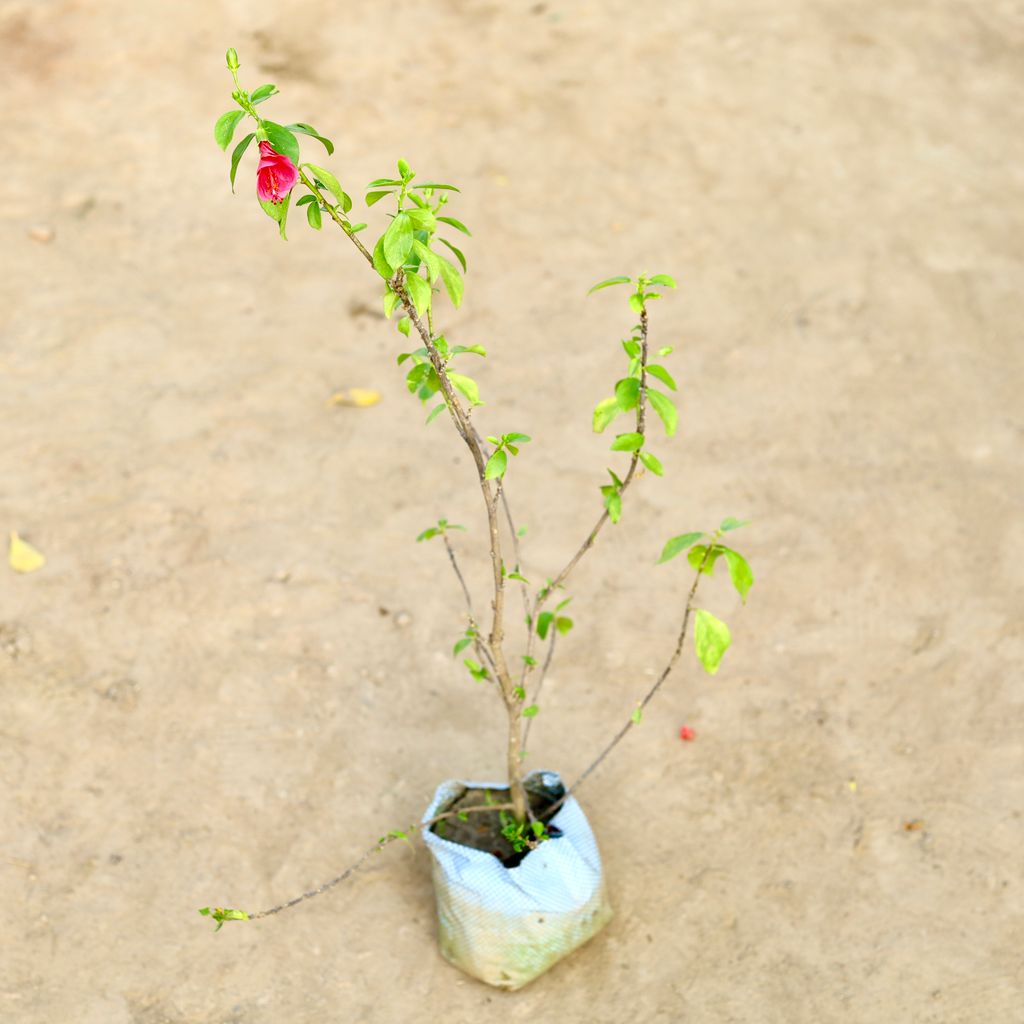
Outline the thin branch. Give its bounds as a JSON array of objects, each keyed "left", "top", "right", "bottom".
[
  {"left": 442, "top": 533, "right": 477, "bottom": 623},
  {"left": 470, "top": 424, "right": 531, "bottom": 623},
  {"left": 247, "top": 801, "right": 515, "bottom": 920},
  {"left": 442, "top": 533, "right": 498, "bottom": 679},
  {"left": 521, "top": 629, "right": 556, "bottom": 748},
  {"left": 542, "top": 548, "right": 708, "bottom": 821}
]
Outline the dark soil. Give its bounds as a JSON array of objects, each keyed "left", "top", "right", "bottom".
[{"left": 431, "top": 779, "right": 565, "bottom": 868}]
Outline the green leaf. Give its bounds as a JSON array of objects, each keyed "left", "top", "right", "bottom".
[
  {"left": 366, "top": 190, "right": 394, "bottom": 206},
  {"left": 451, "top": 344, "right": 486, "bottom": 357},
  {"left": 657, "top": 532, "right": 704, "bottom": 564},
  {"left": 416, "top": 182, "right": 461, "bottom": 192},
  {"left": 453, "top": 636, "right": 473, "bottom": 656},
  {"left": 406, "top": 206, "right": 437, "bottom": 232},
  {"left": 425, "top": 402, "right": 446, "bottom": 425},
  {"left": 605, "top": 491, "right": 622, "bottom": 523},
  {"left": 383, "top": 288, "right": 400, "bottom": 318},
  {"left": 555, "top": 597, "right": 573, "bottom": 611},
  {"left": 437, "top": 237, "right": 467, "bottom": 272},
  {"left": 720, "top": 516, "right": 750, "bottom": 532},
  {"left": 658, "top": 346, "right": 674, "bottom": 357},
  {"left": 639, "top": 450, "right": 664, "bottom": 476},
  {"left": 520, "top": 655, "right": 536, "bottom": 667},
  {"left": 214, "top": 109, "right": 245, "bottom": 150},
  {"left": 372, "top": 236, "right": 392, "bottom": 279},
  {"left": 588, "top": 275, "right": 631, "bottom": 294},
  {"left": 448, "top": 371, "right": 481, "bottom": 406},
  {"left": 437, "top": 215, "right": 471, "bottom": 236},
  {"left": 631, "top": 706, "right": 643, "bottom": 725},
  {"left": 536, "top": 611, "right": 554, "bottom": 640},
  {"left": 611, "top": 432, "right": 644, "bottom": 452},
  {"left": 628, "top": 293, "right": 644, "bottom": 314},
  {"left": 438, "top": 253, "right": 464, "bottom": 308},
  {"left": 513, "top": 685, "right": 527, "bottom": 698},
  {"left": 259, "top": 191, "right": 292, "bottom": 240},
  {"left": 508, "top": 571, "right": 529, "bottom": 583},
  {"left": 250, "top": 84, "right": 278, "bottom": 104},
  {"left": 306, "top": 201, "right": 322, "bottom": 230},
  {"left": 722, "top": 547, "right": 754, "bottom": 603},
  {"left": 695, "top": 609, "right": 731, "bottom": 675},
  {"left": 367, "top": 177, "right": 402, "bottom": 187},
  {"left": 287, "top": 122, "right": 334, "bottom": 155},
  {"left": 262, "top": 121, "right": 300, "bottom": 163},
  {"left": 383, "top": 213, "right": 414, "bottom": 267},
  {"left": 522, "top": 704, "right": 539, "bottom": 718},
  {"left": 504, "top": 432, "right": 531, "bottom": 444},
  {"left": 646, "top": 364, "right": 677, "bottom": 391},
  {"left": 648, "top": 389, "right": 678, "bottom": 436},
  {"left": 622, "top": 339, "right": 641, "bottom": 358},
  {"left": 484, "top": 449, "right": 507, "bottom": 480},
  {"left": 615, "top": 377, "right": 640, "bottom": 411},
  {"left": 397, "top": 158, "right": 412, "bottom": 178},
  {"left": 416, "top": 526, "right": 440, "bottom": 542},
  {"left": 305, "top": 163, "right": 350, "bottom": 212},
  {"left": 555, "top": 616, "right": 573, "bottom": 635},
  {"left": 464, "top": 658, "right": 488, "bottom": 681},
  {"left": 229, "top": 132, "right": 255, "bottom": 192},
  {"left": 688, "top": 544, "right": 724, "bottom": 575},
  {"left": 397, "top": 317, "right": 411, "bottom": 337},
  {"left": 648, "top": 273, "right": 677, "bottom": 288},
  {"left": 412, "top": 239, "right": 441, "bottom": 282},
  {"left": 592, "top": 397, "right": 620, "bottom": 433},
  {"left": 404, "top": 272, "right": 432, "bottom": 316},
  {"left": 296, "top": 195, "right": 316, "bottom": 206}
]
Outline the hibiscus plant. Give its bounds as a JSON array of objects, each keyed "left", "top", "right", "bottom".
[{"left": 200, "top": 48, "right": 753, "bottom": 931}]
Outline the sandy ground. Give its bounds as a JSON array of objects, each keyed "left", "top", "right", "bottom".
[{"left": 2, "top": 0, "right": 1023, "bottom": 1020}]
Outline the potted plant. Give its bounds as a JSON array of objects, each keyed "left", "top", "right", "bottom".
[{"left": 200, "top": 48, "right": 754, "bottom": 991}]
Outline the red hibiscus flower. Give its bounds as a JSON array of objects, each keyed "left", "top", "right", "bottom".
[{"left": 256, "top": 141, "right": 299, "bottom": 205}]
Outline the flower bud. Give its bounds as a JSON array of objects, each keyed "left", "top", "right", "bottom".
[{"left": 226, "top": 48, "right": 240, "bottom": 71}]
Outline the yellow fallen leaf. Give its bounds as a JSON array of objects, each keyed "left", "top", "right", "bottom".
[
  {"left": 330, "top": 387, "right": 381, "bottom": 408},
  {"left": 9, "top": 531, "right": 46, "bottom": 573}
]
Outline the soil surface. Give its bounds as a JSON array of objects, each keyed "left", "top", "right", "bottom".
[{"left": 2, "top": 1, "right": 1023, "bottom": 1021}]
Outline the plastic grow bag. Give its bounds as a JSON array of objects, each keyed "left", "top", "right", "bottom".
[{"left": 421, "top": 770, "right": 613, "bottom": 990}]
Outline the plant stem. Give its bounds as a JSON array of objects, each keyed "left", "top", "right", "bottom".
[
  {"left": 298, "top": 171, "right": 529, "bottom": 822},
  {"left": 246, "top": 801, "right": 515, "bottom": 920},
  {"left": 390, "top": 275, "right": 528, "bottom": 824},
  {"left": 543, "top": 545, "right": 709, "bottom": 821}
]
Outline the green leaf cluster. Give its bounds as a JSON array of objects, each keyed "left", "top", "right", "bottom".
[
  {"left": 367, "top": 161, "right": 469, "bottom": 325},
  {"left": 657, "top": 519, "right": 754, "bottom": 674},
  {"left": 484, "top": 432, "right": 531, "bottom": 481},
  {"left": 536, "top": 600, "right": 573, "bottom": 640},
  {"left": 198, "top": 906, "right": 249, "bottom": 932},
  {"left": 463, "top": 658, "right": 489, "bottom": 683},
  {"left": 500, "top": 813, "right": 550, "bottom": 852},
  {"left": 415, "top": 517, "right": 466, "bottom": 543}
]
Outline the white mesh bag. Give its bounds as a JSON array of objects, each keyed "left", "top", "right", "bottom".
[{"left": 421, "top": 770, "right": 613, "bottom": 990}]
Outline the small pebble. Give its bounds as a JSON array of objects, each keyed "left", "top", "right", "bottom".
[
  {"left": 393, "top": 610, "right": 412, "bottom": 628},
  {"left": 28, "top": 225, "right": 55, "bottom": 243}
]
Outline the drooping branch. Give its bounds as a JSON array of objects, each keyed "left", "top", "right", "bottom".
[{"left": 247, "top": 800, "right": 516, "bottom": 920}]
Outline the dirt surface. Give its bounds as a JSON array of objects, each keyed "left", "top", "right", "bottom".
[{"left": 2, "top": 1, "right": 1023, "bottom": 1020}]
